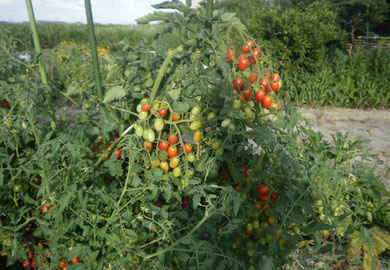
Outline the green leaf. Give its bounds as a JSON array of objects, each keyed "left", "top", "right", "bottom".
[
  {"left": 302, "top": 221, "right": 332, "bottom": 234},
  {"left": 186, "top": 0, "right": 192, "bottom": 8},
  {"left": 172, "top": 101, "right": 190, "bottom": 113},
  {"left": 103, "top": 86, "right": 127, "bottom": 103},
  {"left": 168, "top": 88, "right": 181, "bottom": 101},
  {"left": 136, "top": 11, "right": 172, "bottom": 24},
  {"left": 192, "top": 194, "right": 201, "bottom": 210},
  {"left": 152, "top": 1, "right": 189, "bottom": 12},
  {"left": 233, "top": 194, "right": 241, "bottom": 216},
  {"left": 318, "top": 244, "right": 333, "bottom": 254}
]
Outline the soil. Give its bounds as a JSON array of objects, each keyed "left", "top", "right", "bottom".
[{"left": 298, "top": 107, "right": 390, "bottom": 192}]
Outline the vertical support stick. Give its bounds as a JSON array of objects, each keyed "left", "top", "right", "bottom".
[
  {"left": 84, "top": 0, "right": 103, "bottom": 100},
  {"left": 25, "top": 0, "right": 56, "bottom": 131},
  {"left": 204, "top": 0, "right": 213, "bottom": 65}
]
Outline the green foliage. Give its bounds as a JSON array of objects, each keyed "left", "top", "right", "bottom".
[
  {"left": 0, "top": 1, "right": 390, "bottom": 269},
  {"left": 279, "top": 47, "right": 390, "bottom": 108}
]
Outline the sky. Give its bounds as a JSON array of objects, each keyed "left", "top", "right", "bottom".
[{"left": 0, "top": 0, "right": 188, "bottom": 25}]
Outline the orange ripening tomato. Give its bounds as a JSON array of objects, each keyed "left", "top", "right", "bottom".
[
  {"left": 270, "top": 103, "right": 279, "bottom": 112},
  {"left": 158, "top": 108, "right": 167, "bottom": 117},
  {"left": 271, "top": 73, "right": 280, "bottom": 82},
  {"left": 184, "top": 143, "right": 193, "bottom": 154},
  {"left": 243, "top": 89, "right": 251, "bottom": 101},
  {"left": 172, "top": 112, "right": 181, "bottom": 121},
  {"left": 262, "top": 96, "right": 272, "bottom": 108},
  {"left": 249, "top": 72, "right": 257, "bottom": 83},
  {"left": 141, "top": 103, "right": 151, "bottom": 112},
  {"left": 168, "top": 145, "right": 178, "bottom": 157},
  {"left": 270, "top": 81, "right": 280, "bottom": 91},
  {"left": 255, "top": 90, "right": 265, "bottom": 103},
  {"left": 143, "top": 141, "right": 153, "bottom": 152},
  {"left": 115, "top": 149, "right": 121, "bottom": 160}
]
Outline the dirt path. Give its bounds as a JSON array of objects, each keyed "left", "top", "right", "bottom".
[{"left": 298, "top": 108, "right": 390, "bottom": 192}]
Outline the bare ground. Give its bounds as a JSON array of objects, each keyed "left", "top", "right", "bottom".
[{"left": 298, "top": 107, "right": 390, "bottom": 192}]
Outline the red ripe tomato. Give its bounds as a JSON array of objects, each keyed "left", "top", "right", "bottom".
[
  {"left": 72, "top": 257, "right": 80, "bottom": 263},
  {"left": 22, "top": 260, "right": 31, "bottom": 268},
  {"left": 156, "top": 200, "right": 165, "bottom": 207},
  {"left": 1, "top": 99, "right": 10, "bottom": 108},
  {"left": 143, "top": 141, "right": 153, "bottom": 152},
  {"left": 253, "top": 48, "right": 261, "bottom": 58},
  {"left": 246, "top": 40, "right": 254, "bottom": 47},
  {"left": 241, "top": 166, "right": 248, "bottom": 178},
  {"left": 113, "top": 136, "right": 119, "bottom": 141},
  {"left": 270, "top": 191, "right": 278, "bottom": 200},
  {"left": 270, "top": 81, "right": 280, "bottom": 91},
  {"left": 41, "top": 205, "right": 50, "bottom": 213},
  {"left": 59, "top": 260, "right": 67, "bottom": 269},
  {"left": 232, "top": 183, "right": 240, "bottom": 192},
  {"left": 264, "top": 73, "right": 271, "bottom": 80},
  {"left": 27, "top": 251, "right": 34, "bottom": 259},
  {"left": 260, "top": 79, "right": 269, "bottom": 92},
  {"left": 238, "top": 56, "right": 249, "bottom": 71},
  {"left": 233, "top": 78, "right": 244, "bottom": 90},
  {"left": 115, "top": 149, "right": 121, "bottom": 160},
  {"left": 262, "top": 96, "right": 272, "bottom": 108},
  {"left": 31, "top": 259, "right": 38, "bottom": 269},
  {"left": 226, "top": 49, "right": 236, "bottom": 63},
  {"left": 249, "top": 72, "right": 257, "bottom": 83},
  {"left": 141, "top": 103, "right": 151, "bottom": 112},
  {"left": 271, "top": 73, "right": 280, "bottom": 82},
  {"left": 250, "top": 55, "right": 256, "bottom": 64},
  {"left": 172, "top": 112, "right": 181, "bottom": 121},
  {"left": 159, "top": 140, "right": 169, "bottom": 151},
  {"left": 181, "top": 198, "right": 189, "bottom": 208},
  {"left": 168, "top": 134, "right": 178, "bottom": 145},
  {"left": 114, "top": 129, "right": 119, "bottom": 136},
  {"left": 184, "top": 143, "right": 192, "bottom": 154},
  {"left": 158, "top": 108, "right": 167, "bottom": 117},
  {"left": 242, "top": 44, "right": 250, "bottom": 53},
  {"left": 134, "top": 208, "right": 140, "bottom": 214},
  {"left": 257, "top": 185, "right": 269, "bottom": 195},
  {"left": 255, "top": 90, "right": 265, "bottom": 103},
  {"left": 168, "top": 145, "right": 178, "bottom": 157},
  {"left": 242, "top": 89, "right": 251, "bottom": 101},
  {"left": 258, "top": 194, "right": 268, "bottom": 202}
]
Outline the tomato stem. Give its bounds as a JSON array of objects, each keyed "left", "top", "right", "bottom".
[{"left": 149, "top": 45, "right": 183, "bottom": 102}]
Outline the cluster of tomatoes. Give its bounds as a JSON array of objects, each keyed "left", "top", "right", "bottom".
[
  {"left": 131, "top": 98, "right": 208, "bottom": 182},
  {"left": 21, "top": 250, "right": 79, "bottom": 269},
  {"left": 227, "top": 41, "right": 281, "bottom": 118}
]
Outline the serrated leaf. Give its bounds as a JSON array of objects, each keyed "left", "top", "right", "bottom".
[
  {"left": 103, "top": 86, "right": 127, "bottom": 103},
  {"left": 192, "top": 194, "right": 200, "bottom": 210},
  {"left": 152, "top": 1, "right": 189, "bottom": 12},
  {"left": 65, "top": 82, "right": 83, "bottom": 97},
  {"left": 136, "top": 11, "right": 172, "bottom": 24},
  {"left": 168, "top": 88, "right": 181, "bottom": 101},
  {"left": 172, "top": 101, "right": 190, "bottom": 113}
]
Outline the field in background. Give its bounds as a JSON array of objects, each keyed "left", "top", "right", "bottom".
[{"left": 0, "top": 21, "right": 164, "bottom": 51}]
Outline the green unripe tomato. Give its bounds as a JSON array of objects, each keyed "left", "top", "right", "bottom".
[
  {"left": 136, "top": 104, "right": 142, "bottom": 113},
  {"left": 221, "top": 118, "right": 232, "bottom": 128},
  {"left": 246, "top": 241, "right": 255, "bottom": 250},
  {"left": 233, "top": 99, "right": 242, "bottom": 109},
  {"left": 244, "top": 106, "right": 253, "bottom": 118},
  {"left": 135, "top": 125, "right": 144, "bottom": 137},
  {"left": 212, "top": 139, "right": 222, "bottom": 149},
  {"left": 191, "top": 105, "right": 202, "bottom": 116},
  {"left": 207, "top": 112, "right": 216, "bottom": 120},
  {"left": 173, "top": 167, "right": 182, "bottom": 177},
  {"left": 140, "top": 98, "right": 148, "bottom": 104},
  {"left": 138, "top": 111, "right": 148, "bottom": 120},
  {"left": 248, "top": 100, "right": 255, "bottom": 108},
  {"left": 187, "top": 153, "right": 196, "bottom": 162},
  {"left": 154, "top": 119, "right": 164, "bottom": 131},
  {"left": 143, "top": 128, "right": 155, "bottom": 142},
  {"left": 247, "top": 249, "right": 254, "bottom": 257},
  {"left": 227, "top": 123, "right": 235, "bottom": 132},
  {"left": 14, "top": 184, "right": 22, "bottom": 192},
  {"left": 190, "top": 120, "right": 202, "bottom": 131},
  {"left": 22, "top": 183, "right": 30, "bottom": 193},
  {"left": 152, "top": 103, "right": 160, "bottom": 111},
  {"left": 215, "top": 148, "right": 224, "bottom": 156},
  {"left": 252, "top": 219, "right": 260, "bottom": 230},
  {"left": 186, "top": 169, "right": 194, "bottom": 178}
]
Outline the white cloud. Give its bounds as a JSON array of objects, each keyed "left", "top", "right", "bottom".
[{"left": 0, "top": 0, "right": 184, "bottom": 24}]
